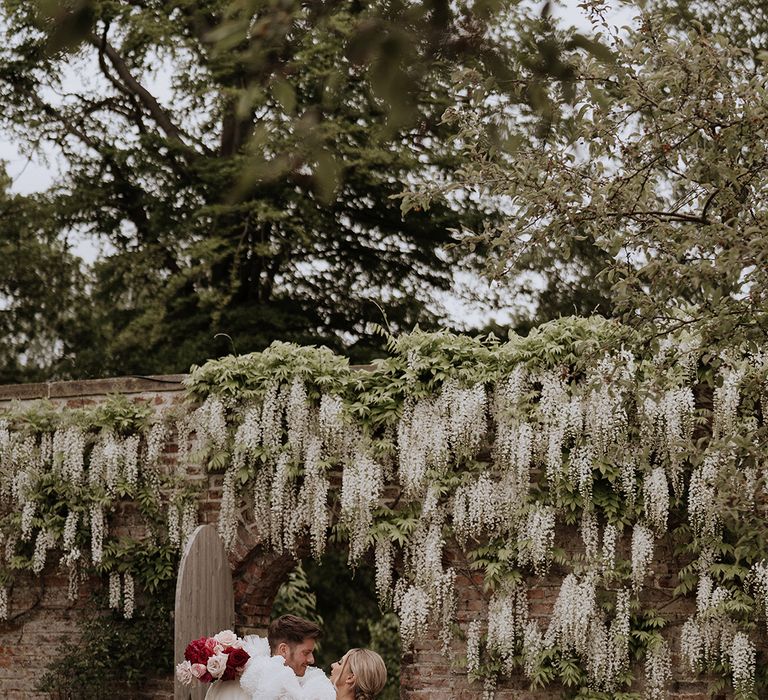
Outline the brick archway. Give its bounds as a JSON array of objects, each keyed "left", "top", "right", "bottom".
[{"left": 227, "top": 522, "right": 300, "bottom": 633}]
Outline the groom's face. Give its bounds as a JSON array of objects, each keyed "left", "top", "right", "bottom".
[{"left": 282, "top": 637, "right": 316, "bottom": 677}]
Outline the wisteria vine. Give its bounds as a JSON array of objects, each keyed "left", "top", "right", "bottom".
[{"left": 1, "top": 320, "right": 768, "bottom": 698}]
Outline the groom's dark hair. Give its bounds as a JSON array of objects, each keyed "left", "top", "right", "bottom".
[{"left": 268, "top": 614, "right": 322, "bottom": 653}]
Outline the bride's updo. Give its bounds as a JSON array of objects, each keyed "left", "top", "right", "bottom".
[{"left": 347, "top": 648, "right": 387, "bottom": 699}]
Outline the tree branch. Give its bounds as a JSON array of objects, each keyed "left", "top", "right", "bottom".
[{"left": 89, "top": 32, "right": 189, "bottom": 149}]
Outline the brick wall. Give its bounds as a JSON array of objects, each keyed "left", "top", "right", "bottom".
[{"left": 0, "top": 377, "right": 731, "bottom": 699}]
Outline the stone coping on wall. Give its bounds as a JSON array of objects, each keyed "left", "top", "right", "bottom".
[
  {"left": 0, "top": 374, "right": 188, "bottom": 401},
  {"left": 0, "top": 365, "right": 377, "bottom": 402}
]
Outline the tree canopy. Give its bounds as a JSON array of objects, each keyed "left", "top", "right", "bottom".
[
  {"left": 0, "top": 0, "right": 515, "bottom": 379},
  {"left": 405, "top": 2, "right": 768, "bottom": 350}
]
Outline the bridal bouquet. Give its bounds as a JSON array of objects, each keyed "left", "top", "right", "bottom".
[{"left": 176, "top": 629, "right": 250, "bottom": 685}]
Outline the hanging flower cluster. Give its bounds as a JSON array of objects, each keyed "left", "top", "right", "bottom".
[
  {"left": 501, "top": 574, "right": 633, "bottom": 692},
  {"left": 0, "top": 396, "right": 191, "bottom": 626}
]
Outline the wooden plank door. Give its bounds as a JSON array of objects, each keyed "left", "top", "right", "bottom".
[{"left": 174, "top": 524, "right": 235, "bottom": 700}]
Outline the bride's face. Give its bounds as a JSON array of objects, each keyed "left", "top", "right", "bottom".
[{"left": 330, "top": 652, "right": 353, "bottom": 689}]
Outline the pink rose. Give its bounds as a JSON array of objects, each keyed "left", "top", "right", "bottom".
[
  {"left": 206, "top": 652, "right": 229, "bottom": 679},
  {"left": 176, "top": 660, "right": 194, "bottom": 686},
  {"left": 190, "top": 663, "right": 208, "bottom": 679},
  {"left": 204, "top": 637, "right": 218, "bottom": 656},
  {"left": 214, "top": 629, "right": 239, "bottom": 647}
]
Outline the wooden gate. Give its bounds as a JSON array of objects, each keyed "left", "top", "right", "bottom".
[{"left": 174, "top": 525, "right": 235, "bottom": 700}]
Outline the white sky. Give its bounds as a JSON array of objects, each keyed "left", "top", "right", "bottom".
[{"left": 0, "top": 1, "right": 639, "bottom": 329}]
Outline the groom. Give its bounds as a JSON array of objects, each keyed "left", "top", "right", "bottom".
[
  {"left": 268, "top": 614, "right": 323, "bottom": 679},
  {"left": 239, "top": 613, "right": 336, "bottom": 699}
]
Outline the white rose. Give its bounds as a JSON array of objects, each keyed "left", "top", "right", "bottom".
[
  {"left": 175, "top": 660, "right": 194, "bottom": 686},
  {"left": 207, "top": 652, "right": 229, "bottom": 679},
  {"left": 214, "top": 629, "right": 239, "bottom": 647}
]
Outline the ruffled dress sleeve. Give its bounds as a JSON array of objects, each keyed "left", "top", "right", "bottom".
[
  {"left": 297, "top": 666, "right": 336, "bottom": 700},
  {"left": 238, "top": 635, "right": 306, "bottom": 700}
]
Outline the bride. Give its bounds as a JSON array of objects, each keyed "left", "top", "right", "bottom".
[
  {"left": 330, "top": 648, "right": 387, "bottom": 700},
  {"left": 205, "top": 643, "right": 387, "bottom": 700}
]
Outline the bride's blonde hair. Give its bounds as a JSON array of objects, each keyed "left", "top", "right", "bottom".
[{"left": 346, "top": 648, "right": 387, "bottom": 699}]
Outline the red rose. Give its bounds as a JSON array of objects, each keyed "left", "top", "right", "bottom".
[
  {"left": 200, "top": 670, "right": 213, "bottom": 683},
  {"left": 185, "top": 637, "right": 210, "bottom": 665},
  {"left": 224, "top": 647, "right": 250, "bottom": 670},
  {"left": 221, "top": 666, "right": 237, "bottom": 682}
]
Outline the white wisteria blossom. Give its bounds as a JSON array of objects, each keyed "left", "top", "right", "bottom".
[
  {"left": 318, "top": 394, "right": 346, "bottom": 456},
  {"left": 260, "top": 381, "right": 282, "bottom": 453},
  {"left": 569, "top": 444, "right": 595, "bottom": 506},
  {"left": 751, "top": 560, "right": 768, "bottom": 633},
  {"left": 486, "top": 585, "right": 528, "bottom": 673},
  {"left": 90, "top": 503, "right": 105, "bottom": 565},
  {"left": 540, "top": 574, "right": 632, "bottom": 690},
  {"left": 123, "top": 573, "right": 135, "bottom": 619},
  {"left": 545, "top": 574, "right": 597, "bottom": 655},
  {"left": 433, "top": 568, "right": 457, "bottom": 654},
  {"left": 537, "top": 371, "right": 573, "bottom": 480},
  {"left": 374, "top": 538, "right": 393, "bottom": 608},
  {"left": 493, "top": 366, "right": 529, "bottom": 418},
  {"left": 31, "top": 528, "right": 54, "bottom": 574},
  {"left": 522, "top": 620, "right": 545, "bottom": 678},
  {"left": 640, "top": 387, "right": 695, "bottom": 483},
  {"left": 601, "top": 523, "right": 617, "bottom": 574},
  {"left": 493, "top": 420, "right": 533, "bottom": 503},
  {"left": 466, "top": 620, "right": 482, "bottom": 675},
  {"left": 285, "top": 379, "right": 310, "bottom": 461},
  {"left": 53, "top": 426, "right": 85, "bottom": 484},
  {"left": 728, "top": 632, "right": 755, "bottom": 697},
  {"left": 175, "top": 414, "right": 194, "bottom": 474},
  {"left": 518, "top": 503, "right": 556, "bottom": 575},
  {"left": 580, "top": 508, "right": 599, "bottom": 561},
  {"left": 682, "top": 577, "right": 735, "bottom": 672},
  {"left": 123, "top": 435, "right": 140, "bottom": 489},
  {"left": 145, "top": 420, "right": 167, "bottom": 466},
  {"left": 585, "top": 357, "right": 629, "bottom": 457},
  {"left": 688, "top": 452, "right": 722, "bottom": 538},
  {"left": 0, "top": 586, "right": 7, "bottom": 620},
  {"left": 64, "top": 548, "right": 81, "bottom": 601},
  {"left": 644, "top": 638, "right": 671, "bottom": 700},
  {"left": 299, "top": 436, "right": 330, "bottom": 560},
  {"left": 218, "top": 465, "right": 238, "bottom": 550},
  {"left": 619, "top": 457, "right": 637, "bottom": 507},
  {"left": 63, "top": 510, "right": 79, "bottom": 551},
  {"left": 393, "top": 582, "right": 430, "bottom": 649},
  {"left": 631, "top": 523, "right": 654, "bottom": 592},
  {"left": 181, "top": 500, "right": 198, "bottom": 548},
  {"left": 712, "top": 365, "right": 746, "bottom": 440},
  {"left": 643, "top": 467, "right": 669, "bottom": 535},
  {"left": 109, "top": 571, "right": 121, "bottom": 609},
  {"left": 269, "top": 453, "right": 295, "bottom": 553},
  {"left": 20, "top": 500, "right": 35, "bottom": 541},
  {"left": 0, "top": 419, "right": 8, "bottom": 450},
  {"left": 194, "top": 396, "right": 228, "bottom": 452},
  {"left": 397, "top": 397, "right": 448, "bottom": 497},
  {"left": 442, "top": 380, "right": 487, "bottom": 459},
  {"left": 234, "top": 404, "right": 262, "bottom": 458},
  {"left": 168, "top": 502, "right": 181, "bottom": 548},
  {"left": 102, "top": 432, "right": 122, "bottom": 496},
  {"left": 341, "top": 452, "right": 383, "bottom": 564},
  {"left": 452, "top": 474, "right": 505, "bottom": 545}
]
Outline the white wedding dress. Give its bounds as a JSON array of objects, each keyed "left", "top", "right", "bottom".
[
  {"left": 205, "top": 679, "right": 251, "bottom": 700},
  {"left": 205, "top": 635, "right": 335, "bottom": 700}
]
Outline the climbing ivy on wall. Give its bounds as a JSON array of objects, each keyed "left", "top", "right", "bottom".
[{"left": 1, "top": 316, "right": 768, "bottom": 698}]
